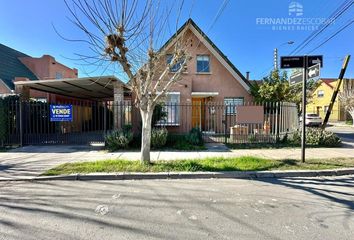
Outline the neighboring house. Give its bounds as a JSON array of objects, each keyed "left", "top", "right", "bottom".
[
  {"left": 0, "top": 43, "right": 78, "bottom": 101},
  {"left": 132, "top": 19, "right": 252, "bottom": 133},
  {"left": 306, "top": 78, "right": 353, "bottom": 122}
]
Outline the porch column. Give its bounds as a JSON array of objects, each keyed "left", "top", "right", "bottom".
[
  {"left": 14, "top": 77, "right": 30, "bottom": 101},
  {"left": 113, "top": 81, "right": 124, "bottom": 130}
]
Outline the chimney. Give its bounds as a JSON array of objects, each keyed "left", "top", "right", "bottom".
[{"left": 246, "top": 71, "right": 250, "bottom": 80}]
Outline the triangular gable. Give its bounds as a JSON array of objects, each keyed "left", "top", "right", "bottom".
[{"left": 159, "top": 19, "right": 250, "bottom": 91}]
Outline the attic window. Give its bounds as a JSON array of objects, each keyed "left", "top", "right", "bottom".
[
  {"left": 196, "top": 55, "right": 210, "bottom": 73},
  {"left": 317, "top": 90, "right": 324, "bottom": 98},
  {"left": 55, "top": 72, "right": 63, "bottom": 79},
  {"left": 166, "top": 54, "right": 184, "bottom": 72}
]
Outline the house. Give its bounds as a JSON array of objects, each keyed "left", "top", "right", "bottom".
[
  {"left": 133, "top": 19, "right": 253, "bottom": 133},
  {"left": 306, "top": 78, "right": 353, "bottom": 122},
  {"left": 0, "top": 43, "right": 78, "bottom": 101}
]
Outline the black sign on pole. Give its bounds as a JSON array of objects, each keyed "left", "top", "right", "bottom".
[
  {"left": 307, "top": 55, "right": 323, "bottom": 67},
  {"left": 280, "top": 56, "right": 304, "bottom": 69},
  {"left": 281, "top": 55, "right": 323, "bottom": 69}
]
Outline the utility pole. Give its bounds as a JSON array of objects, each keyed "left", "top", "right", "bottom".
[
  {"left": 301, "top": 56, "right": 308, "bottom": 163},
  {"left": 274, "top": 48, "right": 278, "bottom": 70},
  {"left": 321, "top": 55, "right": 351, "bottom": 129}
]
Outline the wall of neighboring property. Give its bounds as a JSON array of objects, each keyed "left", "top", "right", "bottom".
[
  {"left": 0, "top": 79, "right": 11, "bottom": 95},
  {"left": 18, "top": 55, "right": 78, "bottom": 101},
  {"left": 19, "top": 55, "right": 78, "bottom": 80},
  {"left": 306, "top": 80, "right": 342, "bottom": 121}
]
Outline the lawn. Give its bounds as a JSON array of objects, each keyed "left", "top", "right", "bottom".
[{"left": 44, "top": 157, "right": 354, "bottom": 176}]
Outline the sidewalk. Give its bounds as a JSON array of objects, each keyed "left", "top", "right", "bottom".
[{"left": 1, "top": 144, "right": 354, "bottom": 180}]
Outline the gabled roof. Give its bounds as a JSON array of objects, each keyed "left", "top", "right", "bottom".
[
  {"left": 321, "top": 78, "right": 336, "bottom": 89},
  {"left": 159, "top": 18, "right": 251, "bottom": 90},
  {"left": 0, "top": 43, "right": 38, "bottom": 90}
]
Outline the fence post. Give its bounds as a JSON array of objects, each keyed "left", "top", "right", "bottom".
[
  {"left": 275, "top": 102, "right": 279, "bottom": 142},
  {"left": 104, "top": 101, "right": 107, "bottom": 134},
  {"left": 224, "top": 104, "right": 228, "bottom": 144},
  {"left": 19, "top": 100, "right": 23, "bottom": 147}
]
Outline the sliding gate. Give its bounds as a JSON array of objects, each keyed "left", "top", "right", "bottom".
[{"left": 0, "top": 99, "right": 131, "bottom": 146}]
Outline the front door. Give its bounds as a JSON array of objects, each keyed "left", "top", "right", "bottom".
[{"left": 192, "top": 98, "right": 205, "bottom": 130}]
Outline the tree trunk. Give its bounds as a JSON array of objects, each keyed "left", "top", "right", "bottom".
[{"left": 140, "top": 109, "right": 153, "bottom": 164}]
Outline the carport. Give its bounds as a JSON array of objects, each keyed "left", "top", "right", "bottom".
[{"left": 6, "top": 76, "right": 132, "bottom": 145}]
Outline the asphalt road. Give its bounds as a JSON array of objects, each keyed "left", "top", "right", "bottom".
[
  {"left": 326, "top": 125, "right": 354, "bottom": 142},
  {"left": 1, "top": 176, "right": 354, "bottom": 240}
]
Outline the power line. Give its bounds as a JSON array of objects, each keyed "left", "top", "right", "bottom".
[
  {"left": 289, "top": 0, "right": 353, "bottom": 55},
  {"left": 308, "top": 18, "right": 354, "bottom": 54}
]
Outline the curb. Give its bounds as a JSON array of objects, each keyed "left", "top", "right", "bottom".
[{"left": 1, "top": 168, "right": 354, "bottom": 182}]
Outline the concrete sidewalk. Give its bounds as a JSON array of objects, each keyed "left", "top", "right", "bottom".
[{"left": 1, "top": 144, "right": 354, "bottom": 180}]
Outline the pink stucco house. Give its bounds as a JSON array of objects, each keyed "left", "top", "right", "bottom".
[{"left": 132, "top": 19, "right": 253, "bottom": 133}]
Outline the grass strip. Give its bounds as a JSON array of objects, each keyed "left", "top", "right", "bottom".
[{"left": 44, "top": 156, "right": 354, "bottom": 176}]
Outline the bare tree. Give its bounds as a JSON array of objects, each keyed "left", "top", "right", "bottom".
[
  {"left": 339, "top": 80, "right": 354, "bottom": 126},
  {"left": 63, "top": 0, "right": 191, "bottom": 163}
]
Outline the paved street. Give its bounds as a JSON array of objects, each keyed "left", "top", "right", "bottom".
[
  {"left": 0, "top": 176, "right": 353, "bottom": 240},
  {"left": 327, "top": 125, "right": 354, "bottom": 146}
]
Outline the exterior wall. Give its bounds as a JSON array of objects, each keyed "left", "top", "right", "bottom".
[
  {"left": 166, "top": 29, "right": 252, "bottom": 104},
  {"left": 130, "top": 28, "right": 252, "bottom": 133},
  {"left": 0, "top": 79, "right": 11, "bottom": 95},
  {"left": 19, "top": 55, "right": 78, "bottom": 80},
  {"left": 18, "top": 55, "right": 78, "bottom": 100}
]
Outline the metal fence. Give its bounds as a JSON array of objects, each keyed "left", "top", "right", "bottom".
[
  {"left": 148, "top": 101, "right": 299, "bottom": 144},
  {"left": 0, "top": 98, "right": 298, "bottom": 146}
]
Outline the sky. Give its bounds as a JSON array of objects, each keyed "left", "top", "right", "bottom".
[{"left": 0, "top": 0, "right": 353, "bottom": 81}]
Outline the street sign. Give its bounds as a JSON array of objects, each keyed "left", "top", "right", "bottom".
[
  {"left": 280, "top": 54, "right": 324, "bottom": 164},
  {"left": 280, "top": 56, "right": 304, "bottom": 68},
  {"left": 281, "top": 55, "right": 323, "bottom": 69},
  {"left": 289, "top": 71, "right": 302, "bottom": 85},
  {"left": 50, "top": 104, "right": 73, "bottom": 122},
  {"left": 307, "top": 55, "right": 323, "bottom": 67},
  {"left": 308, "top": 63, "right": 320, "bottom": 79}
]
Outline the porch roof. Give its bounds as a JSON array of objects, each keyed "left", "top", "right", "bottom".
[
  {"left": 191, "top": 92, "right": 219, "bottom": 97},
  {"left": 14, "top": 75, "right": 129, "bottom": 100}
]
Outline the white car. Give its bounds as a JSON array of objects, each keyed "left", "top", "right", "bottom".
[{"left": 300, "top": 113, "right": 322, "bottom": 127}]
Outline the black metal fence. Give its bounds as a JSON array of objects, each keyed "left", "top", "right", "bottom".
[
  {"left": 0, "top": 99, "right": 131, "bottom": 146},
  {"left": 0, "top": 98, "right": 298, "bottom": 146},
  {"left": 150, "top": 101, "right": 299, "bottom": 144}
]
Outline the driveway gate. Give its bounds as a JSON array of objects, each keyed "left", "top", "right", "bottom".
[{"left": 0, "top": 99, "right": 131, "bottom": 146}]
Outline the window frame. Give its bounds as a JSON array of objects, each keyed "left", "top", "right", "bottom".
[
  {"left": 55, "top": 72, "right": 63, "bottom": 79},
  {"left": 196, "top": 55, "right": 210, "bottom": 73},
  {"left": 155, "top": 92, "right": 181, "bottom": 126},
  {"left": 166, "top": 54, "right": 184, "bottom": 73},
  {"left": 317, "top": 90, "right": 324, "bottom": 98},
  {"left": 224, "top": 97, "right": 244, "bottom": 115}
]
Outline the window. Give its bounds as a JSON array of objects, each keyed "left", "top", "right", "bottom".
[
  {"left": 317, "top": 90, "right": 324, "bottom": 98},
  {"left": 166, "top": 54, "right": 184, "bottom": 72},
  {"left": 196, "top": 55, "right": 210, "bottom": 73},
  {"left": 224, "top": 97, "right": 244, "bottom": 115},
  {"left": 55, "top": 72, "right": 63, "bottom": 79},
  {"left": 157, "top": 93, "right": 180, "bottom": 125}
]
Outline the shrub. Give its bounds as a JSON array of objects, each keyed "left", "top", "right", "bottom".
[
  {"left": 105, "top": 128, "right": 133, "bottom": 151},
  {"left": 151, "top": 128, "right": 168, "bottom": 148},
  {"left": 291, "top": 128, "right": 341, "bottom": 147},
  {"left": 185, "top": 128, "right": 204, "bottom": 146}
]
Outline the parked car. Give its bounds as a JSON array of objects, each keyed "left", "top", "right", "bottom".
[{"left": 300, "top": 113, "right": 323, "bottom": 127}]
